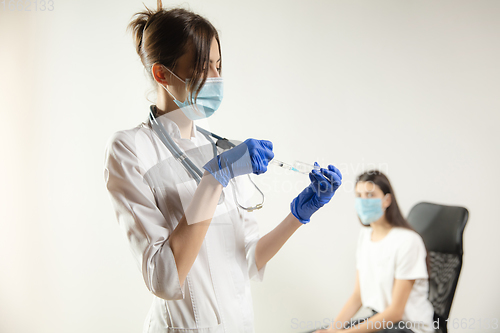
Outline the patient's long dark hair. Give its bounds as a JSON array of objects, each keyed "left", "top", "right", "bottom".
[{"left": 356, "top": 170, "right": 430, "bottom": 277}]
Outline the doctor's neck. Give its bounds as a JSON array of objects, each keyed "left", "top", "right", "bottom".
[{"left": 155, "top": 93, "right": 194, "bottom": 140}]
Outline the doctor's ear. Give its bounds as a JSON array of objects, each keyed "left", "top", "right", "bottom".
[
  {"left": 383, "top": 193, "right": 392, "bottom": 209},
  {"left": 151, "top": 63, "right": 170, "bottom": 85}
]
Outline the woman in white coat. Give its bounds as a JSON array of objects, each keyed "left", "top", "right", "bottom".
[{"left": 103, "top": 2, "right": 342, "bottom": 333}]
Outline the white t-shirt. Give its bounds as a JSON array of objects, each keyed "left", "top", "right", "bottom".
[{"left": 356, "top": 227, "right": 434, "bottom": 333}]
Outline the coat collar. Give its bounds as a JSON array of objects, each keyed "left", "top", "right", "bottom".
[{"left": 146, "top": 105, "right": 200, "bottom": 140}]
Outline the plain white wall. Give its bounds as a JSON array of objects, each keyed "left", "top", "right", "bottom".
[{"left": 1, "top": 1, "right": 499, "bottom": 332}]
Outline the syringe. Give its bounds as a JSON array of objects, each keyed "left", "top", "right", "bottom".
[
  {"left": 292, "top": 161, "right": 322, "bottom": 174},
  {"left": 270, "top": 159, "right": 322, "bottom": 174},
  {"left": 270, "top": 159, "right": 305, "bottom": 173},
  {"left": 270, "top": 159, "right": 332, "bottom": 181}
]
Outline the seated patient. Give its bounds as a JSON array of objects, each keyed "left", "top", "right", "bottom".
[{"left": 315, "top": 170, "right": 434, "bottom": 333}]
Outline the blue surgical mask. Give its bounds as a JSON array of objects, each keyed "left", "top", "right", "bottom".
[
  {"left": 355, "top": 197, "right": 385, "bottom": 225},
  {"left": 160, "top": 66, "right": 223, "bottom": 120}
]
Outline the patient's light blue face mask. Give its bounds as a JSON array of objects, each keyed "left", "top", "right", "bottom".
[
  {"left": 160, "top": 66, "right": 224, "bottom": 120},
  {"left": 355, "top": 196, "right": 387, "bottom": 225}
]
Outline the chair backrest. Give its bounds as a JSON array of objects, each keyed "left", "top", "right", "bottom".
[{"left": 407, "top": 202, "right": 469, "bottom": 332}]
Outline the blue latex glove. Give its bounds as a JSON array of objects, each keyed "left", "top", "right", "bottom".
[
  {"left": 203, "top": 138, "right": 274, "bottom": 187},
  {"left": 290, "top": 162, "right": 342, "bottom": 224}
]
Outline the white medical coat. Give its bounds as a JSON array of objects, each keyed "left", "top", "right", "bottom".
[{"left": 103, "top": 109, "right": 266, "bottom": 333}]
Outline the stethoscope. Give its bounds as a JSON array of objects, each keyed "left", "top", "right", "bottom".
[{"left": 148, "top": 105, "right": 264, "bottom": 212}]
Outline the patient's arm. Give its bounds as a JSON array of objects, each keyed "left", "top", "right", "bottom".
[{"left": 341, "top": 278, "right": 415, "bottom": 333}]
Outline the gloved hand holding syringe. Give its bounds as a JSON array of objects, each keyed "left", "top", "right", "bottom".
[
  {"left": 269, "top": 158, "right": 342, "bottom": 224},
  {"left": 204, "top": 137, "right": 342, "bottom": 223},
  {"left": 223, "top": 138, "right": 326, "bottom": 178}
]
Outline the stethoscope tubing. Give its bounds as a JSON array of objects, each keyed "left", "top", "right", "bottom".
[{"left": 148, "top": 108, "right": 264, "bottom": 211}]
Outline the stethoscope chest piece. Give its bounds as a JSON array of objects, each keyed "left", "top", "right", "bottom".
[{"left": 215, "top": 138, "right": 234, "bottom": 150}]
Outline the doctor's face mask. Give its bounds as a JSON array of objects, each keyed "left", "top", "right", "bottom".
[{"left": 159, "top": 65, "right": 224, "bottom": 120}]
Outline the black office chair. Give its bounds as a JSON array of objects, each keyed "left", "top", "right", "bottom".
[{"left": 407, "top": 202, "right": 469, "bottom": 333}]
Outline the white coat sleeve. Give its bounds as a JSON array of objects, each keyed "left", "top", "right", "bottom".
[
  {"left": 232, "top": 175, "right": 266, "bottom": 282},
  {"left": 242, "top": 208, "right": 266, "bottom": 282},
  {"left": 103, "top": 131, "right": 185, "bottom": 300}
]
